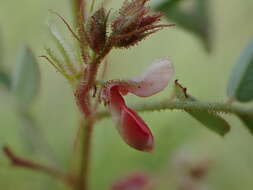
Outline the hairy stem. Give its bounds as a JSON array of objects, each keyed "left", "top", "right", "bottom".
[
  {"left": 74, "top": 42, "right": 113, "bottom": 190},
  {"left": 97, "top": 100, "right": 253, "bottom": 119},
  {"left": 75, "top": 43, "right": 113, "bottom": 116}
]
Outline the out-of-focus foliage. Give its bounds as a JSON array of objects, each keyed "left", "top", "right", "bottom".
[
  {"left": 237, "top": 114, "right": 253, "bottom": 134},
  {"left": 154, "top": 0, "right": 211, "bottom": 51},
  {"left": 0, "top": 30, "right": 11, "bottom": 89},
  {"left": 12, "top": 47, "right": 40, "bottom": 109},
  {"left": 226, "top": 37, "right": 253, "bottom": 132},
  {"left": 0, "top": 40, "right": 45, "bottom": 154},
  {"left": 0, "top": 71, "right": 11, "bottom": 89},
  {"left": 0, "top": 28, "right": 3, "bottom": 64},
  {"left": 227, "top": 38, "right": 253, "bottom": 103}
]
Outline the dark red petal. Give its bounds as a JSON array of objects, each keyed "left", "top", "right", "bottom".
[
  {"left": 109, "top": 85, "right": 154, "bottom": 152},
  {"left": 119, "top": 105, "right": 154, "bottom": 152}
]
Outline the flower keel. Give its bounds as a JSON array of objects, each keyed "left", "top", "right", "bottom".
[
  {"left": 109, "top": 86, "right": 154, "bottom": 152},
  {"left": 120, "top": 105, "right": 154, "bottom": 152}
]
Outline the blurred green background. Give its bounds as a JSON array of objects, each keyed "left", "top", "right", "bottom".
[{"left": 0, "top": 0, "right": 253, "bottom": 189}]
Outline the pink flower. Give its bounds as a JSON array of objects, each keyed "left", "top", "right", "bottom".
[
  {"left": 111, "top": 172, "right": 152, "bottom": 190},
  {"left": 102, "top": 58, "right": 174, "bottom": 152}
]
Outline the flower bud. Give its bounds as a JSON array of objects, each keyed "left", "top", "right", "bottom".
[
  {"left": 111, "top": 0, "right": 173, "bottom": 48},
  {"left": 86, "top": 8, "right": 108, "bottom": 53}
]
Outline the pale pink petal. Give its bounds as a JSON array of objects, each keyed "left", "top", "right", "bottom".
[{"left": 126, "top": 58, "right": 174, "bottom": 97}]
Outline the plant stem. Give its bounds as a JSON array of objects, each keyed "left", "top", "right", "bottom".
[
  {"left": 97, "top": 100, "right": 253, "bottom": 119},
  {"left": 71, "top": 0, "right": 86, "bottom": 27},
  {"left": 75, "top": 43, "right": 113, "bottom": 116},
  {"left": 78, "top": 118, "right": 94, "bottom": 190},
  {"left": 74, "top": 43, "right": 113, "bottom": 190}
]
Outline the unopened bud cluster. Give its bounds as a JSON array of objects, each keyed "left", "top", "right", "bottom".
[{"left": 85, "top": 0, "right": 172, "bottom": 50}]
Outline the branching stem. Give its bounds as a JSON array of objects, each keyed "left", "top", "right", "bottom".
[{"left": 3, "top": 146, "right": 76, "bottom": 188}]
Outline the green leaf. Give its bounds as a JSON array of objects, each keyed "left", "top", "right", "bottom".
[
  {"left": 0, "top": 71, "right": 11, "bottom": 89},
  {"left": 12, "top": 47, "right": 40, "bottom": 108},
  {"left": 237, "top": 114, "right": 253, "bottom": 134},
  {"left": 0, "top": 30, "right": 11, "bottom": 90},
  {"left": 187, "top": 110, "right": 230, "bottom": 136},
  {"left": 154, "top": 0, "right": 211, "bottom": 52},
  {"left": 227, "top": 38, "right": 253, "bottom": 102},
  {"left": 174, "top": 80, "right": 230, "bottom": 136}
]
